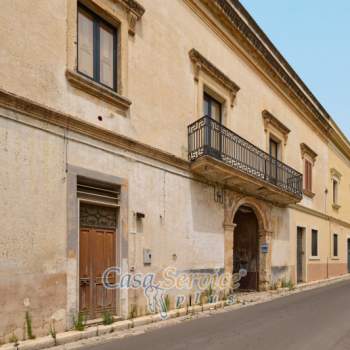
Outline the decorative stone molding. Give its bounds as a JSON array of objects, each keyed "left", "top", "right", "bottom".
[
  {"left": 189, "top": 48, "right": 240, "bottom": 106},
  {"left": 66, "top": 70, "right": 131, "bottom": 111},
  {"left": 300, "top": 143, "right": 318, "bottom": 164},
  {"left": 223, "top": 190, "right": 273, "bottom": 291},
  {"left": 303, "top": 189, "right": 315, "bottom": 199},
  {"left": 199, "top": 0, "right": 331, "bottom": 132},
  {"left": 330, "top": 168, "right": 342, "bottom": 181},
  {"left": 262, "top": 110, "right": 290, "bottom": 145},
  {"left": 0, "top": 88, "right": 190, "bottom": 172},
  {"left": 118, "top": 0, "right": 145, "bottom": 35},
  {"left": 332, "top": 203, "right": 341, "bottom": 211},
  {"left": 258, "top": 229, "right": 273, "bottom": 291}
]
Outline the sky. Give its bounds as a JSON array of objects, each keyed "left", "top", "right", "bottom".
[{"left": 239, "top": 0, "right": 350, "bottom": 139}]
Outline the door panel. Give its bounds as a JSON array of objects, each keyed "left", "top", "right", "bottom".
[
  {"left": 347, "top": 239, "right": 350, "bottom": 273},
  {"left": 297, "top": 228, "right": 304, "bottom": 283},
  {"left": 79, "top": 203, "right": 117, "bottom": 319},
  {"left": 79, "top": 228, "right": 91, "bottom": 315}
]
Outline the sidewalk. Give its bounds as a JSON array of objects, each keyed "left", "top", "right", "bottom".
[{"left": 2, "top": 274, "right": 350, "bottom": 350}]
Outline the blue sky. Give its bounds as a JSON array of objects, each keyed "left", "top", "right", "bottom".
[{"left": 239, "top": 0, "right": 350, "bottom": 139}]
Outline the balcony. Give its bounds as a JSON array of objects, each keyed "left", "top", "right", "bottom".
[{"left": 188, "top": 116, "right": 303, "bottom": 205}]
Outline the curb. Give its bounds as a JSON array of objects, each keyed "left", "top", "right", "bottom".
[{"left": 2, "top": 275, "right": 349, "bottom": 350}]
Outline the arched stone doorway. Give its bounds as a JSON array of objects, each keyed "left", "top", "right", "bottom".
[
  {"left": 233, "top": 206, "right": 259, "bottom": 290},
  {"left": 224, "top": 193, "right": 273, "bottom": 291}
]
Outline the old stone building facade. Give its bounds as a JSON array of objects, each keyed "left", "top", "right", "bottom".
[{"left": 1, "top": 0, "right": 350, "bottom": 342}]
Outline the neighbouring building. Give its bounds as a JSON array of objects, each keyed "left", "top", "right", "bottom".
[{"left": 0, "top": 0, "right": 349, "bottom": 342}]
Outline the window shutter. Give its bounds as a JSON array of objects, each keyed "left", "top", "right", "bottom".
[
  {"left": 99, "top": 25, "right": 114, "bottom": 88},
  {"left": 78, "top": 11, "right": 94, "bottom": 78},
  {"left": 304, "top": 160, "right": 312, "bottom": 192}
]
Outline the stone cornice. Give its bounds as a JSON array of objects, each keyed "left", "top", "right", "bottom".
[
  {"left": 115, "top": 0, "right": 145, "bottom": 35},
  {"left": 262, "top": 110, "right": 290, "bottom": 144},
  {"left": 290, "top": 203, "right": 350, "bottom": 229},
  {"left": 330, "top": 168, "right": 342, "bottom": 180},
  {"left": 198, "top": 0, "right": 331, "bottom": 133},
  {"left": 118, "top": 0, "right": 145, "bottom": 19},
  {"left": 300, "top": 143, "right": 318, "bottom": 163},
  {"left": 189, "top": 48, "right": 240, "bottom": 106},
  {"left": 0, "top": 88, "right": 189, "bottom": 172},
  {"left": 187, "top": 0, "right": 350, "bottom": 161}
]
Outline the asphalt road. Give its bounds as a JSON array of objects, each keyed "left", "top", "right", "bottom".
[{"left": 85, "top": 280, "right": 350, "bottom": 350}]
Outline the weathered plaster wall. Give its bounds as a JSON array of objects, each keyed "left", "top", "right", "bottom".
[
  {"left": 0, "top": 109, "right": 67, "bottom": 339},
  {"left": 0, "top": 0, "right": 331, "bottom": 214},
  {"left": 0, "top": 109, "right": 224, "bottom": 339},
  {"left": 270, "top": 207, "right": 290, "bottom": 282}
]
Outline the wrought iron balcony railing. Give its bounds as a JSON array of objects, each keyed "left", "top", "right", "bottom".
[{"left": 188, "top": 116, "right": 303, "bottom": 198}]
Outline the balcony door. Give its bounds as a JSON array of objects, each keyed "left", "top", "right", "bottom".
[
  {"left": 269, "top": 138, "right": 279, "bottom": 184},
  {"left": 203, "top": 93, "right": 222, "bottom": 123},
  {"left": 203, "top": 93, "right": 222, "bottom": 158}
]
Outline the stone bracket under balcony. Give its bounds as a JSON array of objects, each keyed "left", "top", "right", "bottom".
[{"left": 188, "top": 116, "right": 303, "bottom": 206}]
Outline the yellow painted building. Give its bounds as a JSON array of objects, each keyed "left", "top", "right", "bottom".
[{"left": 0, "top": 0, "right": 349, "bottom": 342}]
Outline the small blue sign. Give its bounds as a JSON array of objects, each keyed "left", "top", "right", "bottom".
[{"left": 261, "top": 243, "right": 269, "bottom": 254}]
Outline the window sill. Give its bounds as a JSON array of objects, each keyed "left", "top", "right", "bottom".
[
  {"left": 66, "top": 69, "right": 131, "bottom": 112},
  {"left": 309, "top": 256, "right": 320, "bottom": 261},
  {"left": 332, "top": 203, "right": 341, "bottom": 211},
  {"left": 303, "top": 189, "right": 315, "bottom": 198},
  {"left": 331, "top": 257, "right": 340, "bottom": 261}
]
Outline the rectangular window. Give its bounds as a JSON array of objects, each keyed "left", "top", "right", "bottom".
[
  {"left": 304, "top": 160, "right": 313, "bottom": 193},
  {"left": 311, "top": 229, "right": 318, "bottom": 257},
  {"left": 333, "top": 234, "right": 338, "bottom": 257},
  {"left": 333, "top": 179, "right": 338, "bottom": 204},
  {"left": 78, "top": 4, "right": 117, "bottom": 90}
]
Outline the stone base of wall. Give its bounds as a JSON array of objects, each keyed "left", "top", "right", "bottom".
[
  {"left": 308, "top": 263, "right": 347, "bottom": 282},
  {"left": 0, "top": 273, "right": 66, "bottom": 344}
]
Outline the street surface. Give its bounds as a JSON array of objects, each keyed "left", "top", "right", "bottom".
[{"left": 84, "top": 280, "right": 350, "bottom": 350}]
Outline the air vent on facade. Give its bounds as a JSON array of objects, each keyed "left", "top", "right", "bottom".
[{"left": 77, "top": 176, "right": 120, "bottom": 205}]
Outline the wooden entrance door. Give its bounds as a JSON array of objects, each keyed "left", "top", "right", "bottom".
[
  {"left": 297, "top": 227, "right": 304, "bottom": 283},
  {"left": 79, "top": 203, "right": 117, "bottom": 319},
  {"left": 347, "top": 239, "right": 350, "bottom": 273}
]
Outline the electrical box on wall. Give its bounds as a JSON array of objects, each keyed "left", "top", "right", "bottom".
[{"left": 143, "top": 249, "right": 152, "bottom": 265}]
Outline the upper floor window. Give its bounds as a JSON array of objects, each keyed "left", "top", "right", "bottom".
[
  {"left": 304, "top": 159, "right": 313, "bottom": 194},
  {"left": 78, "top": 4, "right": 117, "bottom": 90},
  {"left": 203, "top": 92, "right": 222, "bottom": 123},
  {"left": 332, "top": 179, "right": 339, "bottom": 205},
  {"left": 311, "top": 229, "right": 318, "bottom": 257},
  {"left": 300, "top": 143, "right": 317, "bottom": 198},
  {"left": 330, "top": 168, "right": 342, "bottom": 210}
]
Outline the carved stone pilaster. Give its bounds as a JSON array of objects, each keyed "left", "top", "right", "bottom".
[
  {"left": 259, "top": 229, "right": 273, "bottom": 291},
  {"left": 224, "top": 223, "right": 236, "bottom": 276}
]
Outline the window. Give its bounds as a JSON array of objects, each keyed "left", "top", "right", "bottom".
[
  {"left": 333, "top": 179, "right": 339, "bottom": 205},
  {"left": 333, "top": 234, "right": 338, "bottom": 257},
  {"left": 78, "top": 4, "right": 117, "bottom": 90},
  {"left": 311, "top": 229, "right": 318, "bottom": 257},
  {"left": 304, "top": 159, "right": 313, "bottom": 193},
  {"left": 203, "top": 93, "right": 222, "bottom": 123}
]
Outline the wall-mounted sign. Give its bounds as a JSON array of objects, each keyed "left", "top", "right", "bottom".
[{"left": 261, "top": 243, "right": 269, "bottom": 254}]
